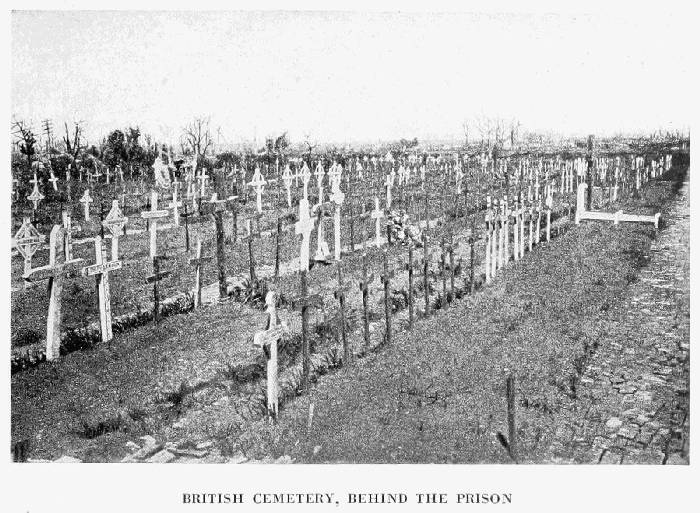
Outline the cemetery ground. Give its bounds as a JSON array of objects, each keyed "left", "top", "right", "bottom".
[{"left": 10, "top": 164, "right": 688, "bottom": 463}]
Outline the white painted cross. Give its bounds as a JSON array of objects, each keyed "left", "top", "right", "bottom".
[
  {"left": 27, "top": 176, "right": 45, "bottom": 211},
  {"left": 295, "top": 198, "right": 314, "bottom": 272},
  {"left": 371, "top": 197, "right": 385, "bottom": 248},
  {"left": 282, "top": 163, "right": 294, "bottom": 207},
  {"left": 385, "top": 169, "right": 396, "bottom": 209},
  {"left": 140, "top": 190, "right": 170, "bottom": 259},
  {"left": 249, "top": 166, "right": 267, "bottom": 213},
  {"left": 48, "top": 170, "right": 59, "bottom": 191},
  {"left": 103, "top": 200, "right": 128, "bottom": 261},
  {"left": 14, "top": 217, "right": 45, "bottom": 281},
  {"left": 23, "top": 225, "right": 85, "bottom": 361},
  {"left": 199, "top": 167, "right": 209, "bottom": 200},
  {"left": 82, "top": 236, "right": 122, "bottom": 342},
  {"left": 455, "top": 164, "right": 465, "bottom": 195},
  {"left": 328, "top": 162, "right": 342, "bottom": 191},
  {"left": 312, "top": 202, "right": 332, "bottom": 262},
  {"left": 79, "top": 189, "right": 93, "bottom": 221},
  {"left": 315, "top": 161, "right": 326, "bottom": 204},
  {"left": 169, "top": 183, "right": 183, "bottom": 227},
  {"left": 300, "top": 162, "right": 311, "bottom": 200},
  {"left": 330, "top": 181, "right": 345, "bottom": 261},
  {"left": 253, "top": 291, "right": 288, "bottom": 419}
]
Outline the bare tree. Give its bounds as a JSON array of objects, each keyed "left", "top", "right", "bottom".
[
  {"left": 462, "top": 119, "right": 469, "bottom": 147},
  {"left": 12, "top": 119, "right": 38, "bottom": 172},
  {"left": 181, "top": 117, "right": 213, "bottom": 164}
]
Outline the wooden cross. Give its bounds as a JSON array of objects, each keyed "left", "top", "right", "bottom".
[
  {"left": 440, "top": 236, "right": 448, "bottom": 308},
  {"left": 82, "top": 235, "right": 122, "bottom": 343},
  {"left": 371, "top": 197, "right": 385, "bottom": 248},
  {"left": 14, "top": 217, "right": 45, "bottom": 282},
  {"left": 295, "top": 198, "right": 314, "bottom": 272},
  {"left": 180, "top": 201, "right": 194, "bottom": 252},
  {"left": 381, "top": 249, "right": 395, "bottom": 345},
  {"left": 404, "top": 243, "right": 421, "bottom": 329},
  {"left": 189, "top": 236, "right": 212, "bottom": 308},
  {"left": 209, "top": 198, "right": 230, "bottom": 300},
  {"left": 146, "top": 255, "right": 171, "bottom": 324},
  {"left": 292, "top": 270, "right": 324, "bottom": 392},
  {"left": 253, "top": 291, "right": 289, "bottom": 419},
  {"left": 103, "top": 200, "right": 128, "bottom": 261},
  {"left": 249, "top": 166, "right": 267, "bottom": 213},
  {"left": 422, "top": 232, "right": 431, "bottom": 316},
  {"left": 333, "top": 263, "right": 352, "bottom": 363},
  {"left": 140, "top": 190, "right": 170, "bottom": 259},
  {"left": 23, "top": 225, "right": 85, "bottom": 361}
]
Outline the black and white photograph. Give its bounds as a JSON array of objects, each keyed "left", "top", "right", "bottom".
[{"left": 4, "top": 2, "right": 696, "bottom": 511}]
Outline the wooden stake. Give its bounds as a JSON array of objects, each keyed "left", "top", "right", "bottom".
[
  {"left": 381, "top": 249, "right": 394, "bottom": 345},
  {"left": 359, "top": 252, "right": 374, "bottom": 348}
]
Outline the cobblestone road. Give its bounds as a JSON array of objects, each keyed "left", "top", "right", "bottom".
[{"left": 547, "top": 180, "right": 689, "bottom": 464}]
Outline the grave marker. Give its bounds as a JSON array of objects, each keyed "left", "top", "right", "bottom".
[
  {"left": 103, "top": 200, "right": 128, "bottom": 261},
  {"left": 23, "top": 225, "right": 85, "bottom": 361},
  {"left": 82, "top": 235, "right": 122, "bottom": 343},
  {"left": 79, "top": 189, "right": 93, "bottom": 221},
  {"left": 189, "top": 237, "right": 212, "bottom": 308},
  {"left": 358, "top": 252, "right": 375, "bottom": 348},
  {"left": 295, "top": 198, "right": 314, "bottom": 272},
  {"left": 381, "top": 249, "right": 394, "bottom": 344},
  {"left": 249, "top": 166, "right": 267, "bottom": 213},
  {"left": 330, "top": 182, "right": 345, "bottom": 261},
  {"left": 146, "top": 255, "right": 171, "bottom": 324},
  {"left": 253, "top": 291, "right": 288, "bottom": 419},
  {"left": 333, "top": 264, "right": 351, "bottom": 363},
  {"left": 292, "top": 271, "right": 323, "bottom": 392},
  {"left": 14, "top": 217, "right": 45, "bottom": 284},
  {"left": 371, "top": 197, "right": 384, "bottom": 248},
  {"left": 140, "top": 190, "right": 170, "bottom": 259}
]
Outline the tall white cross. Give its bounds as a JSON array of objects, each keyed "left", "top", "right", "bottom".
[
  {"left": 140, "top": 190, "right": 170, "bottom": 259},
  {"left": 282, "top": 163, "right": 294, "bottom": 207},
  {"left": 169, "top": 183, "right": 183, "bottom": 227},
  {"left": 295, "top": 198, "right": 314, "bottom": 271},
  {"left": 79, "top": 189, "right": 93, "bottom": 221},
  {"left": 384, "top": 170, "right": 396, "bottom": 210},
  {"left": 300, "top": 162, "right": 311, "bottom": 200},
  {"left": 103, "top": 200, "right": 128, "bottom": 261},
  {"left": 371, "top": 197, "right": 385, "bottom": 248},
  {"left": 315, "top": 161, "right": 325, "bottom": 204},
  {"left": 82, "top": 236, "right": 122, "bottom": 342},
  {"left": 49, "top": 170, "right": 59, "bottom": 191},
  {"left": 22, "top": 225, "right": 85, "bottom": 361},
  {"left": 249, "top": 166, "right": 267, "bottom": 213},
  {"left": 28, "top": 177, "right": 45, "bottom": 211},
  {"left": 330, "top": 182, "right": 345, "bottom": 261},
  {"left": 253, "top": 291, "right": 288, "bottom": 419}
]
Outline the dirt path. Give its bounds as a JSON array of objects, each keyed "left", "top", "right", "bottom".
[{"left": 543, "top": 179, "right": 689, "bottom": 464}]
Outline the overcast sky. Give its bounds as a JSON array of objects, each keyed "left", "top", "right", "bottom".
[{"left": 11, "top": 10, "right": 692, "bottom": 147}]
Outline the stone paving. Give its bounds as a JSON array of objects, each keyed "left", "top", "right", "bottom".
[{"left": 547, "top": 180, "right": 689, "bottom": 464}]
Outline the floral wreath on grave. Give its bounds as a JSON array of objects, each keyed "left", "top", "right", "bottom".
[{"left": 386, "top": 210, "right": 423, "bottom": 247}]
